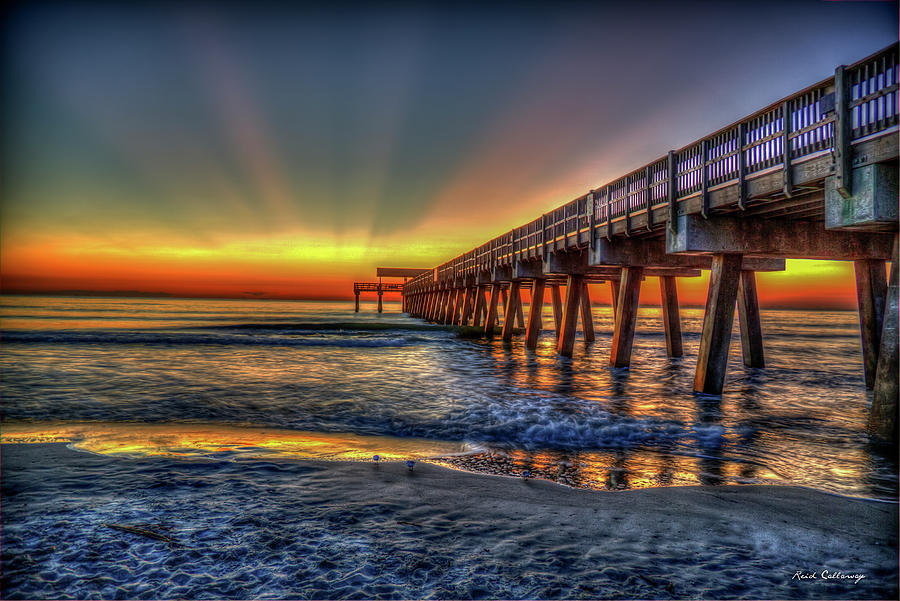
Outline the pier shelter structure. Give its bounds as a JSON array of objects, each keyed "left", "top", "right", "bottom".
[
  {"left": 354, "top": 268, "right": 430, "bottom": 313},
  {"left": 401, "top": 44, "right": 899, "bottom": 443}
]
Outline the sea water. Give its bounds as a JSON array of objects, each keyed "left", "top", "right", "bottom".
[
  {"left": 1, "top": 295, "right": 895, "bottom": 498},
  {"left": 2, "top": 295, "right": 897, "bottom": 599}
]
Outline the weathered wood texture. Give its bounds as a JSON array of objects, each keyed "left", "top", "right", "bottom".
[
  {"left": 516, "top": 292, "right": 526, "bottom": 329},
  {"left": 855, "top": 260, "right": 888, "bottom": 388},
  {"left": 502, "top": 281, "right": 522, "bottom": 341},
  {"left": 659, "top": 276, "right": 683, "bottom": 358},
  {"left": 694, "top": 255, "right": 743, "bottom": 394},
  {"left": 869, "top": 237, "right": 898, "bottom": 444},
  {"left": 558, "top": 275, "right": 584, "bottom": 357},
  {"left": 525, "top": 279, "right": 546, "bottom": 350},
  {"left": 737, "top": 271, "right": 765, "bottom": 368},
  {"left": 550, "top": 284, "right": 563, "bottom": 336},
  {"left": 610, "top": 280, "right": 620, "bottom": 314},
  {"left": 485, "top": 284, "right": 501, "bottom": 337},
  {"left": 580, "top": 282, "right": 595, "bottom": 343},
  {"left": 473, "top": 285, "right": 486, "bottom": 327},
  {"left": 461, "top": 287, "right": 475, "bottom": 325},
  {"left": 609, "top": 267, "right": 643, "bottom": 368}
]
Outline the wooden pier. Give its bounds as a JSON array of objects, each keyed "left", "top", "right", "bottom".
[
  {"left": 401, "top": 44, "right": 899, "bottom": 443},
  {"left": 354, "top": 268, "right": 430, "bottom": 313}
]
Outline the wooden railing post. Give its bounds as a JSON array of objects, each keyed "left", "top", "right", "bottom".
[
  {"left": 700, "top": 139, "right": 710, "bottom": 218},
  {"left": 737, "top": 123, "right": 747, "bottom": 210},
  {"left": 834, "top": 65, "right": 853, "bottom": 198},
  {"left": 667, "top": 151, "right": 677, "bottom": 233},
  {"left": 782, "top": 100, "right": 793, "bottom": 198}
]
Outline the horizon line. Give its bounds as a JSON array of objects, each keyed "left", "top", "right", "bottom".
[{"left": 0, "top": 290, "right": 860, "bottom": 311}]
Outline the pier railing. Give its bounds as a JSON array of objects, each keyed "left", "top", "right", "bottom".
[{"left": 405, "top": 43, "right": 898, "bottom": 295}]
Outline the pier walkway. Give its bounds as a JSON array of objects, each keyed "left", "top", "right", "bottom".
[{"left": 400, "top": 44, "right": 899, "bottom": 443}]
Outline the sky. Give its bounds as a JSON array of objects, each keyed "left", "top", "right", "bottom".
[{"left": 2, "top": 0, "right": 897, "bottom": 306}]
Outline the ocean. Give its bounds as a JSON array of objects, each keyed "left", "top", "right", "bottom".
[
  {"left": 2, "top": 294, "right": 897, "bottom": 600},
  {"left": 2, "top": 295, "right": 895, "bottom": 498}
]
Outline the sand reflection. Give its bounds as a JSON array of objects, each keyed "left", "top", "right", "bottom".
[
  {"left": 1, "top": 422, "right": 477, "bottom": 461},
  {"left": 435, "top": 446, "right": 785, "bottom": 491}
]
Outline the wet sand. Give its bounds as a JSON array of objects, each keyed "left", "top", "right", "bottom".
[{"left": 2, "top": 443, "right": 897, "bottom": 599}]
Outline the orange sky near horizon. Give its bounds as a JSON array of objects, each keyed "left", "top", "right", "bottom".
[
  {"left": 1, "top": 232, "right": 865, "bottom": 310},
  {"left": 2, "top": 3, "right": 893, "bottom": 310}
]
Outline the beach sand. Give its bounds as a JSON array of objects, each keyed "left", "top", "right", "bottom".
[{"left": 2, "top": 442, "right": 897, "bottom": 599}]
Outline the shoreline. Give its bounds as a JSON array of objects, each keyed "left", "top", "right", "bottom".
[{"left": 3, "top": 442, "right": 897, "bottom": 599}]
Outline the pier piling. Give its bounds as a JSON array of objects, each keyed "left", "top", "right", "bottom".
[
  {"left": 609, "top": 266, "right": 643, "bottom": 368},
  {"left": 525, "top": 279, "right": 546, "bottom": 350},
  {"left": 659, "top": 276, "right": 683, "bottom": 358},
  {"left": 550, "top": 283, "right": 563, "bottom": 338},
  {"left": 609, "top": 280, "right": 620, "bottom": 314},
  {"left": 694, "top": 255, "right": 742, "bottom": 394},
  {"left": 870, "top": 236, "right": 898, "bottom": 444},
  {"left": 502, "top": 281, "right": 521, "bottom": 341},
  {"left": 855, "top": 259, "right": 888, "bottom": 388},
  {"left": 737, "top": 271, "right": 765, "bottom": 368},
  {"left": 485, "top": 284, "right": 501, "bottom": 337},
  {"left": 558, "top": 274, "right": 584, "bottom": 357},
  {"left": 580, "top": 281, "right": 595, "bottom": 343}
]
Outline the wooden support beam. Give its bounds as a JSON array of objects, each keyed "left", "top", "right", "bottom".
[
  {"left": 485, "top": 284, "right": 501, "bottom": 338},
  {"left": 355, "top": 293, "right": 360, "bottom": 313},
  {"left": 437, "top": 288, "right": 453, "bottom": 324},
  {"left": 461, "top": 287, "right": 475, "bottom": 326},
  {"left": 502, "top": 281, "right": 521, "bottom": 341},
  {"left": 667, "top": 214, "right": 894, "bottom": 260},
  {"left": 543, "top": 251, "right": 588, "bottom": 275},
  {"left": 432, "top": 290, "right": 442, "bottom": 322},
  {"left": 557, "top": 274, "right": 584, "bottom": 357},
  {"left": 592, "top": 237, "right": 785, "bottom": 272},
  {"left": 855, "top": 259, "right": 888, "bottom": 388},
  {"left": 438, "top": 290, "right": 449, "bottom": 323},
  {"left": 694, "top": 254, "right": 743, "bottom": 395},
  {"left": 514, "top": 259, "right": 544, "bottom": 280},
  {"left": 377, "top": 290, "right": 383, "bottom": 314},
  {"left": 550, "top": 283, "right": 563, "bottom": 337},
  {"left": 609, "top": 266, "right": 643, "bottom": 367},
  {"left": 452, "top": 288, "right": 465, "bottom": 325},
  {"left": 610, "top": 280, "right": 620, "bottom": 314},
  {"left": 870, "top": 236, "right": 898, "bottom": 444},
  {"left": 472, "top": 285, "right": 486, "bottom": 327},
  {"left": 737, "top": 271, "right": 765, "bottom": 368},
  {"left": 659, "top": 276, "right": 683, "bottom": 358},
  {"left": 525, "top": 279, "right": 545, "bottom": 350},
  {"left": 516, "top": 292, "right": 526, "bottom": 329},
  {"left": 442, "top": 289, "right": 455, "bottom": 324},
  {"left": 429, "top": 291, "right": 440, "bottom": 322},
  {"left": 580, "top": 281, "right": 595, "bottom": 343},
  {"left": 500, "top": 288, "right": 509, "bottom": 323}
]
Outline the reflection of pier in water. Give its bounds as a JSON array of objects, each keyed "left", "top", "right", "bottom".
[
  {"left": 399, "top": 44, "right": 899, "bottom": 444},
  {"left": 434, "top": 447, "right": 775, "bottom": 492}
]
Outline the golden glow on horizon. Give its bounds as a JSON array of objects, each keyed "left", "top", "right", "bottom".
[{"left": 1, "top": 210, "right": 870, "bottom": 306}]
